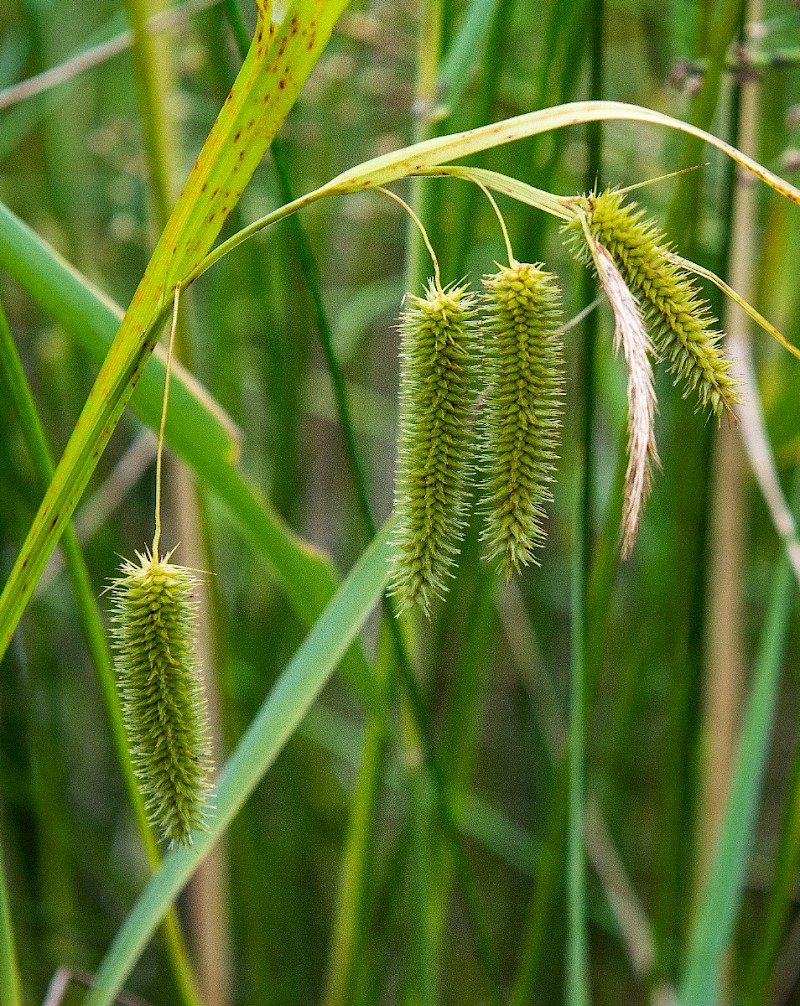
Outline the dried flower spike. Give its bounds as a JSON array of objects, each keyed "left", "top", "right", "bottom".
[
  {"left": 389, "top": 280, "right": 478, "bottom": 614},
  {"left": 480, "top": 261, "right": 564, "bottom": 579},
  {"left": 591, "top": 243, "right": 660, "bottom": 557},
  {"left": 110, "top": 548, "right": 211, "bottom": 847},
  {"left": 567, "top": 188, "right": 739, "bottom": 416}
]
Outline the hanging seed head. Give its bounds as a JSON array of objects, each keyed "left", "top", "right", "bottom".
[
  {"left": 479, "top": 262, "right": 564, "bottom": 580},
  {"left": 110, "top": 549, "right": 212, "bottom": 847},
  {"left": 389, "top": 280, "right": 479, "bottom": 615},
  {"left": 565, "top": 188, "right": 739, "bottom": 417}
]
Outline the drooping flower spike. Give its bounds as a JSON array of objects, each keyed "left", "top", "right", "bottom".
[
  {"left": 110, "top": 548, "right": 212, "bottom": 847},
  {"left": 480, "top": 261, "right": 564, "bottom": 578},
  {"left": 389, "top": 280, "right": 480, "bottom": 614},
  {"left": 565, "top": 187, "right": 740, "bottom": 417},
  {"left": 108, "top": 284, "right": 213, "bottom": 846}
]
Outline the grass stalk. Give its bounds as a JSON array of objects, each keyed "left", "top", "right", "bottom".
[
  {"left": 123, "top": 0, "right": 178, "bottom": 228},
  {"left": 694, "top": 11, "right": 756, "bottom": 994},
  {"left": 666, "top": 0, "right": 745, "bottom": 244},
  {"left": 404, "top": 0, "right": 443, "bottom": 296},
  {"left": 446, "top": 0, "right": 515, "bottom": 297},
  {"left": 508, "top": 756, "right": 571, "bottom": 1006},
  {"left": 0, "top": 829, "right": 21, "bottom": 1006},
  {"left": 678, "top": 545, "right": 795, "bottom": 1005},
  {"left": 742, "top": 580, "right": 800, "bottom": 1001},
  {"left": 567, "top": 3, "right": 604, "bottom": 1001},
  {"left": 320, "top": 673, "right": 391, "bottom": 1006}
]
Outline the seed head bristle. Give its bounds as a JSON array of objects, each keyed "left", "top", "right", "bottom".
[
  {"left": 565, "top": 188, "right": 740, "bottom": 417},
  {"left": 479, "top": 262, "right": 564, "bottom": 580},
  {"left": 110, "top": 549, "right": 212, "bottom": 847},
  {"left": 389, "top": 280, "right": 479, "bottom": 615}
]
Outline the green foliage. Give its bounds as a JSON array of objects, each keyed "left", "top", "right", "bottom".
[
  {"left": 567, "top": 188, "right": 740, "bottom": 416},
  {"left": 110, "top": 551, "right": 211, "bottom": 848},
  {"left": 389, "top": 281, "right": 479, "bottom": 614},
  {"left": 4, "top": 2, "right": 800, "bottom": 1005},
  {"left": 480, "top": 261, "right": 564, "bottom": 578}
]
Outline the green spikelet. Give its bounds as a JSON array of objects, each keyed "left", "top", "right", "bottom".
[
  {"left": 110, "top": 549, "right": 211, "bottom": 847},
  {"left": 389, "top": 280, "right": 478, "bottom": 615},
  {"left": 480, "top": 262, "right": 564, "bottom": 579},
  {"left": 566, "top": 189, "right": 739, "bottom": 416}
]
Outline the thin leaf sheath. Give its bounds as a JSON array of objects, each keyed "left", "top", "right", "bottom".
[
  {"left": 110, "top": 552, "right": 211, "bottom": 848},
  {"left": 390, "top": 282, "right": 478, "bottom": 614},
  {"left": 480, "top": 262, "right": 564, "bottom": 578},
  {"left": 570, "top": 189, "right": 739, "bottom": 415},
  {"left": 0, "top": 0, "right": 348, "bottom": 659}
]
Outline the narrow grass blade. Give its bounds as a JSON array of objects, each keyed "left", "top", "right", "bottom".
[
  {"left": 672, "top": 252, "right": 800, "bottom": 362},
  {"left": 742, "top": 646, "right": 800, "bottom": 1000},
  {"left": 82, "top": 521, "right": 393, "bottom": 1006},
  {"left": 320, "top": 100, "right": 800, "bottom": 206},
  {"left": 566, "top": 16, "right": 604, "bottom": 998},
  {"left": 200, "top": 99, "right": 800, "bottom": 288},
  {"left": 420, "top": 165, "right": 572, "bottom": 219},
  {"left": 679, "top": 561, "right": 795, "bottom": 1005},
  {"left": 437, "top": 0, "right": 502, "bottom": 112},
  {"left": 0, "top": 833, "right": 21, "bottom": 1006}
]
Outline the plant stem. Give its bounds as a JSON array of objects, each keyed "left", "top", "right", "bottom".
[
  {"left": 666, "top": 0, "right": 746, "bottom": 245},
  {"left": 567, "top": 2, "right": 603, "bottom": 1001},
  {"left": 0, "top": 828, "right": 21, "bottom": 1006}
]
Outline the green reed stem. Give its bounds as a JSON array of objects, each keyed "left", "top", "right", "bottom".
[
  {"left": 508, "top": 756, "right": 571, "bottom": 1006},
  {"left": 321, "top": 652, "right": 392, "bottom": 1006},
  {"left": 405, "top": 0, "right": 443, "bottom": 296},
  {"left": 679, "top": 524, "right": 796, "bottom": 1004},
  {"left": 123, "top": 0, "right": 176, "bottom": 227},
  {"left": 567, "top": 2, "right": 603, "bottom": 1000},
  {"left": 740, "top": 560, "right": 800, "bottom": 1003},
  {"left": 666, "top": 0, "right": 745, "bottom": 244},
  {"left": 447, "top": 0, "right": 515, "bottom": 279},
  {"left": 0, "top": 829, "right": 21, "bottom": 1006},
  {"left": 566, "top": 285, "right": 592, "bottom": 1006},
  {"left": 0, "top": 298, "right": 201, "bottom": 1006}
]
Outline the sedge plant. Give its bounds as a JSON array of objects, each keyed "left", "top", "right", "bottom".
[{"left": 5, "top": 4, "right": 800, "bottom": 1004}]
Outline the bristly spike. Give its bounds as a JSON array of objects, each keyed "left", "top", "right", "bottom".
[
  {"left": 565, "top": 188, "right": 740, "bottom": 417},
  {"left": 480, "top": 262, "right": 564, "bottom": 579},
  {"left": 110, "top": 549, "right": 212, "bottom": 847},
  {"left": 389, "top": 280, "right": 479, "bottom": 615}
]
